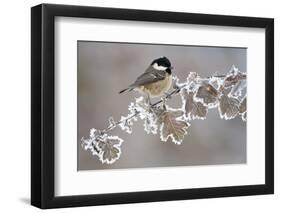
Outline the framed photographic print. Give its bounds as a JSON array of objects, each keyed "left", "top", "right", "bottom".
[{"left": 31, "top": 3, "right": 274, "bottom": 209}]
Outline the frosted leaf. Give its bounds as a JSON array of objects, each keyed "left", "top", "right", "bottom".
[
  {"left": 186, "top": 72, "right": 200, "bottom": 92},
  {"left": 224, "top": 65, "right": 246, "bottom": 88},
  {"left": 230, "top": 79, "right": 246, "bottom": 97},
  {"left": 143, "top": 112, "right": 158, "bottom": 134},
  {"left": 173, "top": 74, "right": 188, "bottom": 89},
  {"left": 119, "top": 96, "right": 161, "bottom": 135},
  {"left": 239, "top": 97, "right": 247, "bottom": 113},
  {"left": 118, "top": 116, "right": 134, "bottom": 134},
  {"left": 127, "top": 102, "right": 138, "bottom": 122},
  {"left": 218, "top": 89, "right": 240, "bottom": 120},
  {"left": 90, "top": 128, "right": 100, "bottom": 138},
  {"left": 135, "top": 96, "right": 161, "bottom": 135},
  {"left": 143, "top": 104, "right": 163, "bottom": 135},
  {"left": 158, "top": 109, "right": 190, "bottom": 145},
  {"left": 172, "top": 75, "right": 182, "bottom": 89},
  {"left": 195, "top": 82, "right": 218, "bottom": 106},
  {"left": 81, "top": 136, "right": 99, "bottom": 156},
  {"left": 96, "top": 135, "right": 123, "bottom": 164},
  {"left": 208, "top": 78, "right": 219, "bottom": 90},
  {"left": 187, "top": 72, "right": 199, "bottom": 81},
  {"left": 81, "top": 128, "right": 102, "bottom": 156},
  {"left": 81, "top": 128, "right": 123, "bottom": 164},
  {"left": 181, "top": 89, "right": 208, "bottom": 120},
  {"left": 118, "top": 98, "right": 143, "bottom": 133},
  {"left": 222, "top": 65, "right": 246, "bottom": 99},
  {"left": 173, "top": 73, "right": 199, "bottom": 92},
  {"left": 135, "top": 96, "right": 150, "bottom": 116},
  {"left": 239, "top": 97, "right": 247, "bottom": 122},
  {"left": 208, "top": 75, "right": 224, "bottom": 90}
]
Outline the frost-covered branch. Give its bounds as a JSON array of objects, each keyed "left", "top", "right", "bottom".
[{"left": 81, "top": 65, "right": 247, "bottom": 164}]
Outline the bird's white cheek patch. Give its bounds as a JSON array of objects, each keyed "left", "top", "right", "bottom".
[{"left": 152, "top": 63, "right": 167, "bottom": 71}]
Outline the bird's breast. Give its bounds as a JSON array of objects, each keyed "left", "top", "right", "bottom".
[{"left": 141, "top": 74, "right": 172, "bottom": 97}]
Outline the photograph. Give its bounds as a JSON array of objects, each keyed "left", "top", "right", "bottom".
[
  {"left": 30, "top": 3, "right": 274, "bottom": 209},
  {"left": 78, "top": 41, "right": 247, "bottom": 170}
]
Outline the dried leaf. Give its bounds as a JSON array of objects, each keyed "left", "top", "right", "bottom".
[
  {"left": 96, "top": 136, "right": 123, "bottom": 164},
  {"left": 239, "top": 97, "right": 247, "bottom": 113},
  {"left": 118, "top": 116, "right": 134, "bottom": 134},
  {"left": 208, "top": 76, "right": 224, "bottom": 90},
  {"left": 131, "top": 96, "right": 166, "bottom": 135},
  {"left": 224, "top": 65, "right": 246, "bottom": 88},
  {"left": 224, "top": 73, "right": 245, "bottom": 87},
  {"left": 181, "top": 89, "right": 207, "bottom": 120},
  {"left": 173, "top": 72, "right": 199, "bottom": 91},
  {"left": 230, "top": 79, "right": 246, "bottom": 97},
  {"left": 195, "top": 82, "right": 218, "bottom": 105},
  {"left": 218, "top": 89, "right": 240, "bottom": 120},
  {"left": 239, "top": 97, "right": 247, "bottom": 121},
  {"left": 159, "top": 109, "right": 190, "bottom": 145},
  {"left": 81, "top": 128, "right": 123, "bottom": 164}
]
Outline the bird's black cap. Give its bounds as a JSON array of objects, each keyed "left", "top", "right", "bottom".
[{"left": 151, "top": 56, "right": 172, "bottom": 68}]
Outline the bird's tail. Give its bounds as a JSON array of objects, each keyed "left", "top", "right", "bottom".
[{"left": 119, "top": 87, "right": 133, "bottom": 94}]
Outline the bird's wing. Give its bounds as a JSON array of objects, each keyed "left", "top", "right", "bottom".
[
  {"left": 130, "top": 69, "right": 166, "bottom": 88},
  {"left": 144, "top": 66, "right": 155, "bottom": 73}
]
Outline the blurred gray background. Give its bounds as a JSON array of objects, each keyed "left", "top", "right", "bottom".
[{"left": 78, "top": 41, "right": 246, "bottom": 171}]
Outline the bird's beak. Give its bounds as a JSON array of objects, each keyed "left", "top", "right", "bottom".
[{"left": 170, "top": 66, "right": 174, "bottom": 70}]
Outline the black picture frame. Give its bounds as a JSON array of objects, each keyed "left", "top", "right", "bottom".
[{"left": 31, "top": 3, "right": 274, "bottom": 209}]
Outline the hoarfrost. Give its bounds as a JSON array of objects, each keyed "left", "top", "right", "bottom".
[
  {"left": 81, "top": 128, "right": 123, "bottom": 164},
  {"left": 158, "top": 108, "right": 190, "bottom": 145}
]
